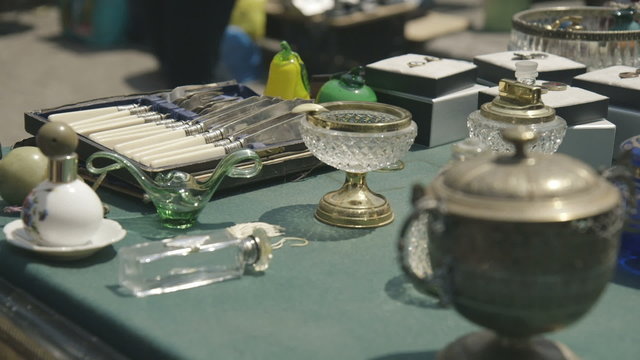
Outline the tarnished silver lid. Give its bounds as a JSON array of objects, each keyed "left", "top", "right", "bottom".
[{"left": 428, "top": 127, "right": 621, "bottom": 222}]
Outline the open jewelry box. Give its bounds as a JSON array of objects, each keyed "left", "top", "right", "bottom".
[{"left": 23, "top": 81, "right": 323, "bottom": 198}]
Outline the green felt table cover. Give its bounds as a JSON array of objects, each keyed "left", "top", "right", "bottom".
[{"left": 1, "top": 145, "right": 639, "bottom": 360}]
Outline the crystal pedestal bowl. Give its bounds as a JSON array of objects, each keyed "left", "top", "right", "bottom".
[{"left": 299, "top": 101, "right": 417, "bottom": 228}]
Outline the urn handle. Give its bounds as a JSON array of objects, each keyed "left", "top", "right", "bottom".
[
  {"left": 397, "top": 184, "right": 452, "bottom": 305},
  {"left": 601, "top": 163, "right": 637, "bottom": 230}
]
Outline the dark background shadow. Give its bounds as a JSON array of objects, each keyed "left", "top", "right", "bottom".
[
  {"left": 384, "top": 274, "right": 446, "bottom": 310},
  {"left": 259, "top": 204, "right": 374, "bottom": 242},
  {"left": 612, "top": 262, "right": 640, "bottom": 289},
  {"left": 116, "top": 215, "right": 234, "bottom": 240},
  {"left": 0, "top": 19, "right": 31, "bottom": 35},
  {"left": 124, "top": 69, "right": 168, "bottom": 92},
  {"left": 370, "top": 350, "right": 438, "bottom": 360}
]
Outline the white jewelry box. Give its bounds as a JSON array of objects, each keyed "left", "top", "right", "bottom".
[
  {"left": 474, "top": 51, "right": 587, "bottom": 86},
  {"left": 365, "top": 54, "right": 477, "bottom": 98},
  {"left": 557, "top": 119, "right": 616, "bottom": 170},
  {"left": 608, "top": 105, "right": 640, "bottom": 153},
  {"left": 572, "top": 66, "right": 640, "bottom": 150},
  {"left": 374, "top": 84, "right": 487, "bottom": 147}
]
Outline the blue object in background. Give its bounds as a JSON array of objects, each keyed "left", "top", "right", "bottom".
[
  {"left": 59, "top": 0, "right": 129, "bottom": 47},
  {"left": 612, "top": 6, "right": 640, "bottom": 31},
  {"left": 618, "top": 146, "right": 640, "bottom": 275},
  {"left": 219, "top": 25, "right": 263, "bottom": 83}
]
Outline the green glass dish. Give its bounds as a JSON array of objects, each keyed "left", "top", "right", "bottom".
[{"left": 87, "top": 149, "right": 262, "bottom": 229}]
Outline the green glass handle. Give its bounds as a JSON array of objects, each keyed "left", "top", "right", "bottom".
[
  {"left": 213, "top": 149, "right": 263, "bottom": 180},
  {"left": 86, "top": 150, "right": 153, "bottom": 188},
  {"left": 86, "top": 152, "right": 127, "bottom": 173}
]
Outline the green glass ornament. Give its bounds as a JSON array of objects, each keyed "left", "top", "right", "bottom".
[{"left": 316, "top": 67, "right": 377, "bottom": 103}]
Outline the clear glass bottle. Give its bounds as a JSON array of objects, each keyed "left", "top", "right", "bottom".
[{"left": 119, "top": 228, "right": 272, "bottom": 297}]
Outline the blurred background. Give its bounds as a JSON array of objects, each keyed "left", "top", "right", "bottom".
[{"left": 0, "top": 0, "right": 599, "bottom": 147}]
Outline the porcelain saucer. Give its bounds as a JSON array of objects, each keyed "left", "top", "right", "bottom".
[{"left": 3, "top": 219, "right": 126, "bottom": 260}]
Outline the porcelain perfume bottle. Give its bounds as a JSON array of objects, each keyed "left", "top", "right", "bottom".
[{"left": 21, "top": 122, "right": 104, "bottom": 247}]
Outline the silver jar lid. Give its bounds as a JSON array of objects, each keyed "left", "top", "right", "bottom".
[
  {"left": 428, "top": 127, "right": 621, "bottom": 222},
  {"left": 480, "top": 79, "right": 556, "bottom": 125}
]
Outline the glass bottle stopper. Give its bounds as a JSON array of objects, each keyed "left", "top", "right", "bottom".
[
  {"left": 37, "top": 122, "right": 79, "bottom": 184},
  {"left": 515, "top": 60, "right": 538, "bottom": 86}
]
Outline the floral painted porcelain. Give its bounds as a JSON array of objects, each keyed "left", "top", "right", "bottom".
[
  {"left": 22, "top": 179, "right": 103, "bottom": 247},
  {"left": 21, "top": 122, "right": 104, "bottom": 247}
]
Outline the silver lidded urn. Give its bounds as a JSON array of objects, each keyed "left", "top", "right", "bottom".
[{"left": 399, "top": 127, "right": 623, "bottom": 360}]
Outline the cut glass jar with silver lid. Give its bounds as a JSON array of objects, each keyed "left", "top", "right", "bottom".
[{"left": 467, "top": 78, "right": 567, "bottom": 153}]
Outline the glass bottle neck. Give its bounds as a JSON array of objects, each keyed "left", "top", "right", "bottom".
[
  {"left": 241, "top": 237, "right": 259, "bottom": 265},
  {"left": 49, "top": 154, "right": 78, "bottom": 183}
]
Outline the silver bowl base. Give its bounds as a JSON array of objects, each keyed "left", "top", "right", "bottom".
[{"left": 437, "top": 331, "right": 580, "bottom": 360}]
